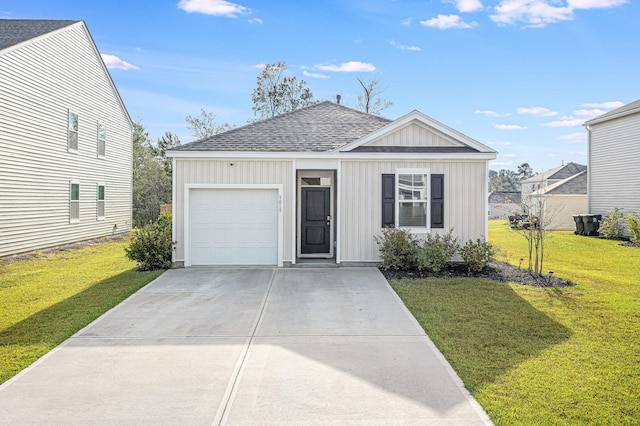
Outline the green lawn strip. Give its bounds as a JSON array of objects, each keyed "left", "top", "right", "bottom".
[
  {"left": 0, "top": 239, "right": 163, "bottom": 384},
  {"left": 389, "top": 221, "right": 640, "bottom": 424}
]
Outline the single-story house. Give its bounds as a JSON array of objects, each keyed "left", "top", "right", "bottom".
[
  {"left": 488, "top": 191, "right": 522, "bottom": 219},
  {"left": 529, "top": 170, "right": 587, "bottom": 230},
  {"left": 0, "top": 20, "right": 133, "bottom": 257},
  {"left": 167, "top": 101, "right": 497, "bottom": 267},
  {"left": 584, "top": 98, "right": 640, "bottom": 235}
]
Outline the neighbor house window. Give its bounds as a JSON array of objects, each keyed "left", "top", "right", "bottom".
[
  {"left": 68, "top": 111, "right": 78, "bottom": 152},
  {"left": 397, "top": 172, "right": 428, "bottom": 227},
  {"left": 70, "top": 182, "right": 80, "bottom": 223},
  {"left": 97, "top": 121, "right": 106, "bottom": 158},
  {"left": 97, "top": 183, "right": 105, "bottom": 220}
]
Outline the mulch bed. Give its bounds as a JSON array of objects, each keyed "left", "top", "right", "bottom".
[{"left": 381, "top": 261, "right": 575, "bottom": 288}]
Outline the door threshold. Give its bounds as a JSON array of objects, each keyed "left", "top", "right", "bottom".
[{"left": 292, "top": 258, "right": 338, "bottom": 268}]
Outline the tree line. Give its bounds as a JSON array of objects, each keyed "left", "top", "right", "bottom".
[
  {"left": 489, "top": 163, "right": 534, "bottom": 193},
  {"left": 133, "top": 61, "right": 392, "bottom": 226}
]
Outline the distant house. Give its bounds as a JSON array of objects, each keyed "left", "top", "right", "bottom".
[
  {"left": 488, "top": 191, "right": 521, "bottom": 219},
  {"left": 167, "top": 101, "right": 497, "bottom": 267},
  {"left": 529, "top": 170, "right": 587, "bottom": 230},
  {"left": 0, "top": 20, "right": 133, "bottom": 257},
  {"left": 521, "top": 162, "right": 587, "bottom": 196},
  {"left": 585, "top": 99, "right": 640, "bottom": 233}
]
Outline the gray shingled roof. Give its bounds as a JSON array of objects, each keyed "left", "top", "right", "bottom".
[
  {"left": 585, "top": 98, "right": 640, "bottom": 124},
  {"left": 488, "top": 191, "right": 521, "bottom": 204},
  {"left": 522, "top": 162, "right": 586, "bottom": 184},
  {"left": 171, "top": 101, "right": 392, "bottom": 152},
  {"left": 0, "top": 19, "right": 78, "bottom": 51},
  {"left": 538, "top": 170, "right": 587, "bottom": 195}
]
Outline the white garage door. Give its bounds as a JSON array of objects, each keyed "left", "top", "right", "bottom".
[{"left": 189, "top": 188, "right": 279, "bottom": 266}]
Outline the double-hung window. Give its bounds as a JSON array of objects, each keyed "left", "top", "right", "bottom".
[
  {"left": 97, "top": 121, "right": 106, "bottom": 158},
  {"left": 397, "top": 172, "right": 428, "bottom": 228},
  {"left": 70, "top": 181, "right": 80, "bottom": 223},
  {"left": 68, "top": 111, "right": 78, "bottom": 152},
  {"left": 97, "top": 183, "right": 105, "bottom": 220}
]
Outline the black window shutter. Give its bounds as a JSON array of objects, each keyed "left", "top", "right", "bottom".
[
  {"left": 431, "top": 174, "right": 444, "bottom": 228},
  {"left": 381, "top": 174, "right": 395, "bottom": 227}
]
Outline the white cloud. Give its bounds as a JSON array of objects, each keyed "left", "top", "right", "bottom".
[
  {"left": 248, "top": 17, "right": 263, "bottom": 24},
  {"left": 495, "top": 124, "right": 527, "bottom": 130},
  {"left": 303, "top": 70, "right": 330, "bottom": 79},
  {"left": 542, "top": 118, "right": 585, "bottom": 127},
  {"left": 573, "top": 108, "right": 606, "bottom": 118},
  {"left": 475, "top": 109, "right": 512, "bottom": 117},
  {"left": 401, "top": 18, "right": 413, "bottom": 26},
  {"left": 488, "top": 141, "right": 515, "bottom": 146},
  {"left": 581, "top": 101, "right": 624, "bottom": 109},
  {"left": 177, "top": 0, "right": 249, "bottom": 17},
  {"left": 420, "top": 14, "right": 477, "bottom": 29},
  {"left": 388, "top": 40, "right": 421, "bottom": 51},
  {"left": 517, "top": 106, "right": 558, "bottom": 117},
  {"left": 558, "top": 132, "right": 587, "bottom": 143},
  {"left": 456, "top": 0, "right": 483, "bottom": 12},
  {"left": 315, "top": 61, "right": 376, "bottom": 72},
  {"left": 503, "top": 153, "right": 518, "bottom": 158},
  {"left": 569, "top": 0, "right": 627, "bottom": 9},
  {"left": 490, "top": 0, "right": 573, "bottom": 27},
  {"left": 101, "top": 54, "right": 139, "bottom": 71}
]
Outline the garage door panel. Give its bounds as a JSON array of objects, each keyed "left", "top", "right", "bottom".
[{"left": 189, "top": 189, "right": 279, "bottom": 266}]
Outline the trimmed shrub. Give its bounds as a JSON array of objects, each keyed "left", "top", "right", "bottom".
[
  {"left": 416, "top": 229, "right": 458, "bottom": 273},
  {"left": 628, "top": 213, "right": 640, "bottom": 245},
  {"left": 375, "top": 227, "right": 419, "bottom": 270},
  {"left": 600, "top": 208, "right": 626, "bottom": 240},
  {"left": 459, "top": 238, "right": 495, "bottom": 273},
  {"left": 125, "top": 212, "right": 174, "bottom": 271}
]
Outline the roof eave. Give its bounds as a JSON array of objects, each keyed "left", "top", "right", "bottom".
[
  {"left": 167, "top": 150, "right": 497, "bottom": 161},
  {"left": 584, "top": 106, "right": 640, "bottom": 127}
]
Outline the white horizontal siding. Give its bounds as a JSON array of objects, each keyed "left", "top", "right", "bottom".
[
  {"left": 173, "top": 159, "right": 293, "bottom": 262},
  {"left": 0, "top": 23, "right": 132, "bottom": 257},
  {"left": 340, "top": 160, "right": 488, "bottom": 262},
  {"left": 544, "top": 195, "right": 587, "bottom": 231},
  {"left": 365, "top": 122, "right": 464, "bottom": 147},
  {"left": 588, "top": 113, "right": 640, "bottom": 219}
]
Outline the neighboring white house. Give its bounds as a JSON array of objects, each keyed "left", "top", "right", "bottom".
[
  {"left": 529, "top": 170, "right": 587, "bottom": 231},
  {"left": 584, "top": 99, "right": 640, "bottom": 233},
  {"left": 521, "top": 162, "right": 586, "bottom": 197},
  {"left": 167, "top": 101, "right": 497, "bottom": 267},
  {"left": 0, "top": 20, "right": 133, "bottom": 257}
]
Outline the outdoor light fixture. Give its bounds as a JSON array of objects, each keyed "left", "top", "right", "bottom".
[
  {"left": 548, "top": 270, "right": 554, "bottom": 283},
  {"left": 519, "top": 258, "right": 523, "bottom": 268}
]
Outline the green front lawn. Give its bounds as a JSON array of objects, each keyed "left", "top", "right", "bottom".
[
  {"left": 0, "top": 237, "right": 163, "bottom": 384},
  {"left": 390, "top": 221, "right": 639, "bottom": 425}
]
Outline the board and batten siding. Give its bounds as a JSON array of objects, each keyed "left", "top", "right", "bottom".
[
  {"left": 173, "top": 159, "right": 293, "bottom": 263},
  {"left": 588, "top": 113, "right": 640, "bottom": 217},
  {"left": 339, "top": 160, "right": 488, "bottom": 262},
  {"left": 0, "top": 23, "right": 132, "bottom": 257},
  {"left": 364, "top": 122, "right": 464, "bottom": 147}
]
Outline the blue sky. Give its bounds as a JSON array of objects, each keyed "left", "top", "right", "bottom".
[{"left": 4, "top": 0, "right": 638, "bottom": 172}]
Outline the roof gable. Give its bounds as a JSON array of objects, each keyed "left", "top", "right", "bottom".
[
  {"left": 523, "top": 162, "right": 586, "bottom": 184},
  {"left": 584, "top": 99, "right": 640, "bottom": 126},
  {"left": 0, "top": 19, "right": 78, "bottom": 52},
  {"left": 339, "top": 110, "right": 496, "bottom": 153},
  {"left": 533, "top": 170, "right": 587, "bottom": 195},
  {"left": 172, "top": 101, "right": 391, "bottom": 152}
]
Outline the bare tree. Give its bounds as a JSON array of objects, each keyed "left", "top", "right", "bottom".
[
  {"left": 185, "top": 108, "right": 232, "bottom": 140},
  {"left": 251, "top": 61, "right": 314, "bottom": 119},
  {"left": 355, "top": 76, "right": 393, "bottom": 115}
]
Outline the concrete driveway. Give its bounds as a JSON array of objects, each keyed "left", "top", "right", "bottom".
[{"left": 0, "top": 267, "right": 492, "bottom": 425}]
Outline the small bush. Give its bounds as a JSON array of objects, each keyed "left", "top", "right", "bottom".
[
  {"left": 375, "top": 227, "right": 419, "bottom": 270},
  {"left": 628, "top": 213, "right": 640, "bottom": 245},
  {"left": 600, "top": 208, "right": 626, "bottom": 239},
  {"left": 459, "top": 238, "right": 495, "bottom": 273},
  {"left": 416, "top": 229, "right": 458, "bottom": 272},
  {"left": 125, "top": 212, "right": 174, "bottom": 271}
]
